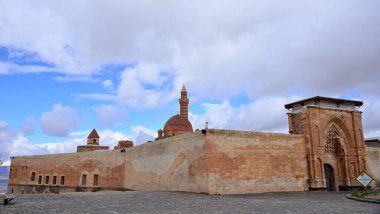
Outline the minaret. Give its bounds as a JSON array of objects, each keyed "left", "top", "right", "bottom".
[{"left": 179, "top": 84, "right": 189, "bottom": 120}]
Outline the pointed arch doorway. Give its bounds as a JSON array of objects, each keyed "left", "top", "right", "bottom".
[{"left": 324, "top": 164, "right": 335, "bottom": 191}]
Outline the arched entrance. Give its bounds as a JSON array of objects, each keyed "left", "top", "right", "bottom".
[{"left": 324, "top": 164, "right": 335, "bottom": 191}]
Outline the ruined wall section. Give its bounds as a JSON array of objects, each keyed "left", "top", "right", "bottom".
[
  {"left": 8, "top": 150, "right": 125, "bottom": 194},
  {"left": 122, "top": 132, "right": 209, "bottom": 193},
  {"left": 204, "top": 129, "right": 308, "bottom": 194}
]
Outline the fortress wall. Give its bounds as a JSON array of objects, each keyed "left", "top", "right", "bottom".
[
  {"left": 366, "top": 147, "right": 380, "bottom": 186},
  {"left": 9, "top": 130, "right": 310, "bottom": 195},
  {"left": 204, "top": 129, "right": 309, "bottom": 194},
  {"left": 121, "top": 132, "right": 209, "bottom": 193},
  {"left": 8, "top": 150, "right": 125, "bottom": 194}
]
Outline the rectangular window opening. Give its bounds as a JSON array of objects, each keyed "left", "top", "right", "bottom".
[
  {"left": 53, "top": 176, "right": 57, "bottom": 185},
  {"left": 82, "top": 174, "right": 87, "bottom": 186},
  {"left": 38, "top": 176, "right": 42, "bottom": 184},
  {"left": 60, "top": 176, "right": 65, "bottom": 185},
  {"left": 31, "top": 172, "right": 36, "bottom": 182},
  {"left": 93, "top": 174, "right": 99, "bottom": 186},
  {"left": 45, "top": 175, "right": 49, "bottom": 184}
]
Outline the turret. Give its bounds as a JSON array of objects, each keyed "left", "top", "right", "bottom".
[{"left": 87, "top": 129, "right": 100, "bottom": 145}]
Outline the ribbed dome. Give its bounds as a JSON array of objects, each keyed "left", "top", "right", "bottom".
[{"left": 163, "top": 114, "right": 193, "bottom": 136}]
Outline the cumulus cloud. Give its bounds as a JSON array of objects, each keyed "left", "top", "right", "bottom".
[
  {"left": 1, "top": 1, "right": 380, "bottom": 136},
  {"left": 190, "top": 96, "right": 300, "bottom": 133},
  {"left": 94, "top": 105, "right": 125, "bottom": 127},
  {"left": 40, "top": 103, "right": 80, "bottom": 137},
  {"left": 0, "top": 120, "right": 52, "bottom": 164},
  {"left": 116, "top": 63, "right": 179, "bottom": 108},
  {"left": 18, "top": 116, "right": 35, "bottom": 135},
  {"left": 1, "top": 1, "right": 378, "bottom": 97},
  {"left": 102, "top": 79, "right": 113, "bottom": 90},
  {"left": 131, "top": 126, "right": 156, "bottom": 145},
  {"left": 0, "top": 120, "right": 133, "bottom": 165}
]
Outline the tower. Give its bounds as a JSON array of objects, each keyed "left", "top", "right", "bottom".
[
  {"left": 179, "top": 84, "right": 189, "bottom": 120},
  {"left": 87, "top": 128, "right": 100, "bottom": 145},
  {"left": 285, "top": 96, "right": 371, "bottom": 191}
]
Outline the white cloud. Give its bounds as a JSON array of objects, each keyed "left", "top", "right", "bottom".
[
  {"left": 18, "top": 116, "right": 35, "bottom": 135},
  {"left": 116, "top": 64, "right": 178, "bottom": 108},
  {"left": 102, "top": 79, "right": 113, "bottom": 90},
  {"left": 131, "top": 126, "right": 156, "bottom": 145},
  {"left": 0, "top": 1, "right": 379, "bottom": 137},
  {"left": 98, "top": 129, "right": 131, "bottom": 148},
  {"left": 190, "top": 96, "right": 300, "bottom": 133},
  {"left": 40, "top": 103, "right": 80, "bottom": 137},
  {"left": 94, "top": 105, "right": 125, "bottom": 127},
  {"left": 0, "top": 121, "right": 133, "bottom": 165}
]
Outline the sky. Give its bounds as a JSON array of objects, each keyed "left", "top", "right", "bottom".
[{"left": 0, "top": 0, "right": 380, "bottom": 165}]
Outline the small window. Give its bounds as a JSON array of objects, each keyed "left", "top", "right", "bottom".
[
  {"left": 93, "top": 174, "right": 99, "bottom": 186},
  {"left": 82, "top": 174, "right": 87, "bottom": 186},
  {"left": 60, "top": 176, "right": 65, "bottom": 185},
  {"left": 93, "top": 139, "right": 96, "bottom": 143},
  {"left": 38, "top": 176, "right": 42, "bottom": 184},
  {"left": 45, "top": 175, "right": 49, "bottom": 184},
  {"left": 31, "top": 172, "right": 36, "bottom": 182},
  {"left": 53, "top": 176, "right": 57, "bottom": 185}
]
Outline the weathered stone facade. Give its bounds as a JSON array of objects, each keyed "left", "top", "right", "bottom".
[
  {"left": 8, "top": 129, "right": 308, "bottom": 195},
  {"left": 286, "top": 96, "right": 372, "bottom": 190},
  {"left": 7, "top": 93, "right": 376, "bottom": 195}
]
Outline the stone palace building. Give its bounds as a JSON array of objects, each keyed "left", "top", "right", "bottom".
[{"left": 7, "top": 86, "right": 379, "bottom": 195}]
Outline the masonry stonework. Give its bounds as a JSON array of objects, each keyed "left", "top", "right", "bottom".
[{"left": 7, "top": 92, "right": 377, "bottom": 195}]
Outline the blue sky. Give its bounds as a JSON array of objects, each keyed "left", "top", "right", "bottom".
[{"left": 0, "top": 0, "right": 380, "bottom": 165}]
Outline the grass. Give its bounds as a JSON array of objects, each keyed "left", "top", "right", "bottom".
[{"left": 352, "top": 188, "right": 380, "bottom": 202}]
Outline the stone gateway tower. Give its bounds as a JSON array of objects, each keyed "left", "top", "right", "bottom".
[{"left": 285, "top": 96, "right": 370, "bottom": 191}]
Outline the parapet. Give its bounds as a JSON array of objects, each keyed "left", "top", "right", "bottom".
[
  {"left": 114, "top": 140, "right": 133, "bottom": 150},
  {"left": 77, "top": 145, "right": 109, "bottom": 152}
]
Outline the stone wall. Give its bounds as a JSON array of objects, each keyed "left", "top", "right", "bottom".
[
  {"left": 204, "top": 129, "right": 308, "bottom": 194},
  {"left": 366, "top": 147, "right": 380, "bottom": 186},
  {"left": 77, "top": 145, "right": 109, "bottom": 152},
  {"left": 8, "top": 150, "right": 125, "bottom": 194},
  {"left": 8, "top": 129, "right": 309, "bottom": 195},
  {"left": 122, "top": 132, "right": 209, "bottom": 193}
]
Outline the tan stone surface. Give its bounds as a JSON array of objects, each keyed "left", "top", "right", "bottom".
[
  {"left": 288, "top": 106, "right": 372, "bottom": 190},
  {"left": 366, "top": 147, "right": 380, "bottom": 186},
  {"left": 8, "top": 150, "right": 125, "bottom": 194},
  {"left": 203, "top": 130, "right": 308, "bottom": 194}
]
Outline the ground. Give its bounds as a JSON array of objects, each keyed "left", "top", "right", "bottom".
[{"left": 1, "top": 191, "right": 379, "bottom": 214}]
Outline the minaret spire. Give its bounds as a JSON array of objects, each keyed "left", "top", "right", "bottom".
[{"left": 179, "top": 84, "right": 189, "bottom": 120}]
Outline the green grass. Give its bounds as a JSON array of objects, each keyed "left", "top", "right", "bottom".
[{"left": 352, "top": 189, "right": 380, "bottom": 202}]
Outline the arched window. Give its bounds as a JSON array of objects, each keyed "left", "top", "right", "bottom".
[{"left": 325, "top": 126, "right": 344, "bottom": 154}]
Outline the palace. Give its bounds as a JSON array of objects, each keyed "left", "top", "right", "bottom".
[{"left": 7, "top": 87, "right": 379, "bottom": 194}]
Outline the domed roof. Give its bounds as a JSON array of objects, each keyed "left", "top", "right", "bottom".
[{"left": 163, "top": 114, "right": 193, "bottom": 133}]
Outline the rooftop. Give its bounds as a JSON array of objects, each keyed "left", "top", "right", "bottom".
[
  {"left": 284, "top": 96, "right": 363, "bottom": 109},
  {"left": 88, "top": 129, "right": 100, "bottom": 138}
]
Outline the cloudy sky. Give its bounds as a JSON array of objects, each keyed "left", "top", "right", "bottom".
[{"left": 1, "top": 0, "right": 379, "bottom": 165}]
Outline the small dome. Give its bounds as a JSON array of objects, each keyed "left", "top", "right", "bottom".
[{"left": 163, "top": 114, "right": 193, "bottom": 137}]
